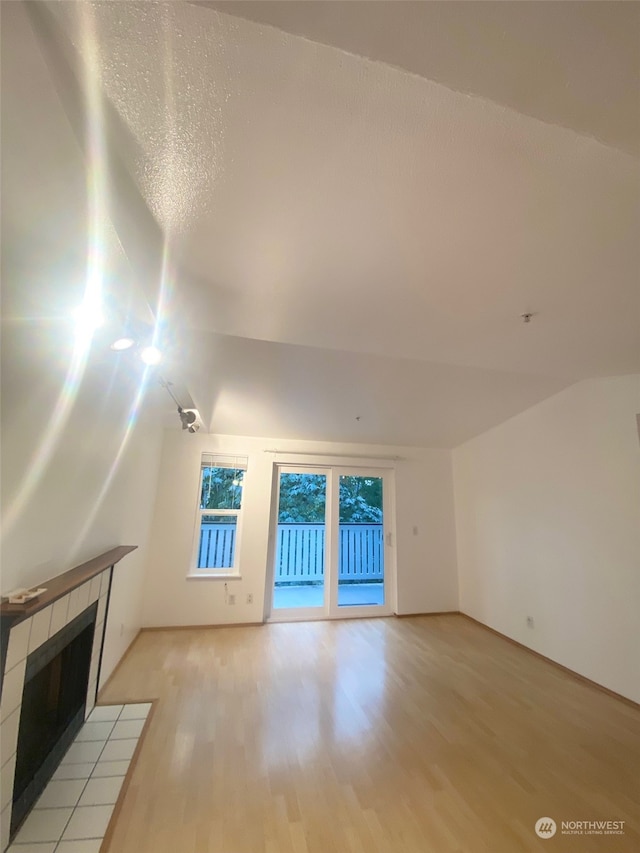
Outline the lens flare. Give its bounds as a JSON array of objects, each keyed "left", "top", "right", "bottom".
[
  {"left": 67, "top": 366, "right": 152, "bottom": 561},
  {"left": 73, "top": 300, "right": 104, "bottom": 334},
  {"left": 110, "top": 337, "right": 135, "bottom": 351},
  {"left": 2, "top": 3, "right": 107, "bottom": 538},
  {"left": 140, "top": 345, "right": 162, "bottom": 365}
]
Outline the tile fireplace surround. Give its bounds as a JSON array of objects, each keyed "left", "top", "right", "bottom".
[{"left": 0, "top": 547, "right": 137, "bottom": 851}]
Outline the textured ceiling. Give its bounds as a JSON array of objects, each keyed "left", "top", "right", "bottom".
[
  {"left": 200, "top": 0, "right": 640, "bottom": 155},
  {"left": 2, "top": 1, "right": 639, "bottom": 447}
]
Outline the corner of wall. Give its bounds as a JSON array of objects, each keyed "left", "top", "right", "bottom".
[{"left": 450, "top": 375, "right": 640, "bottom": 703}]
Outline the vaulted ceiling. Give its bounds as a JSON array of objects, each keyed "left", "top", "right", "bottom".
[{"left": 2, "top": 1, "right": 639, "bottom": 447}]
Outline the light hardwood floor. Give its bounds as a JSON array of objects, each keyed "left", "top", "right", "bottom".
[{"left": 100, "top": 615, "right": 640, "bottom": 852}]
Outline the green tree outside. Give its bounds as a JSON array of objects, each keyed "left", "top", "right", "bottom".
[
  {"left": 201, "top": 468, "right": 383, "bottom": 523},
  {"left": 277, "top": 473, "right": 382, "bottom": 523}
]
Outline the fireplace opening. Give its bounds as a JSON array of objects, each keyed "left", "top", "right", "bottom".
[{"left": 11, "top": 603, "right": 97, "bottom": 836}]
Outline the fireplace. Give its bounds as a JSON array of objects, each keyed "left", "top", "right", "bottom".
[
  {"left": 11, "top": 604, "right": 97, "bottom": 834},
  {"left": 0, "top": 545, "right": 137, "bottom": 852}
]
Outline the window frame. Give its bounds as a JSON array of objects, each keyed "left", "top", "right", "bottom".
[{"left": 188, "top": 456, "right": 247, "bottom": 580}]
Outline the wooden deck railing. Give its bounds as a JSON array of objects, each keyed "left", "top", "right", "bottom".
[
  {"left": 198, "top": 522, "right": 384, "bottom": 579},
  {"left": 274, "top": 523, "right": 384, "bottom": 582}
]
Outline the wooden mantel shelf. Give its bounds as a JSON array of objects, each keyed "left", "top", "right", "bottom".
[{"left": 0, "top": 546, "right": 137, "bottom": 630}]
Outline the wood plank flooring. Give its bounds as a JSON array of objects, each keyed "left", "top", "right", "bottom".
[{"left": 99, "top": 615, "right": 640, "bottom": 852}]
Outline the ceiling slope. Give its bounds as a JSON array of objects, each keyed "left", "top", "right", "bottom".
[
  {"left": 3, "top": 1, "right": 639, "bottom": 447},
  {"left": 199, "top": 0, "right": 640, "bottom": 155}
]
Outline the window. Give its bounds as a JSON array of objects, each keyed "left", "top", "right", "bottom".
[{"left": 191, "top": 454, "right": 247, "bottom": 576}]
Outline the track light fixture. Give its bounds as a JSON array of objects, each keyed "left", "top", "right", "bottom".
[
  {"left": 159, "top": 377, "right": 201, "bottom": 433},
  {"left": 179, "top": 408, "right": 198, "bottom": 431}
]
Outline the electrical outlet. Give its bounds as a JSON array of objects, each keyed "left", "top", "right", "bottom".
[
  {"left": 119, "top": 622, "right": 124, "bottom": 636},
  {"left": 246, "top": 593, "right": 253, "bottom": 604},
  {"left": 526, "top": 616, "right": 535, "bottom": 629},
  {"left": 228, "top": 594, "right": 236, "bottom": 605}
]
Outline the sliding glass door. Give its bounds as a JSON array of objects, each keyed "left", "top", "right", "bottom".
[
  {"left": 272, "top": 468, "right": 329, "bottom": 617},
  {"left": 270, "top": 465, "right": 393, "bottom": 621},
  {"left": 336, "top": 473, "right": 385, "bottom": 610}
]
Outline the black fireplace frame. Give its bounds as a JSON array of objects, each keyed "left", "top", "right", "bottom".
[{"left": 11, "top": 603, "right": 98, "bottom": 834}]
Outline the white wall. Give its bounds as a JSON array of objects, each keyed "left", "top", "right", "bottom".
[
  {"left": 1, "top": 373, "right": 164, "bottom": 686},
  {"left": 394, "top": 452, "right": 459, "bottom": 615},
  {"left": 97, "top": 416, "right": 164, "bottom": 684},
  {"left": 142, "top": 430, "right": 458, "bottom": 627},
  {"left": 453, "top": 375, "right": 640, "bottom": 703}
]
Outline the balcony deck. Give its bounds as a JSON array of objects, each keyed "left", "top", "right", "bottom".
[{"left": 273, "top": 582, "right": 384, "bottom": 609}]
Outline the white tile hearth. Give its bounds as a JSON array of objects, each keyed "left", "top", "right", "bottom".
[
  {"left": 57, "top": 841, "right": 102, "bottom": 853},
  {"left": 117, "top": 703, "right": 152, "bottom": 721},
  {"left": 82, "top": 706, "right": 121, "bottom": 724},
  {"left": 13, "top": 809, "right": 73, "bottom": 844},
  {"left": 7, "top": 844, "right": 57, "bottom": 853},
  {"left": 90, "top": 760, "right": 130, "bottom": 779},
  {"left": 6, "top": 702, "right": 151, "bottom": 853},
  {"left": 60, "top": 742, "right": 104, "bottom": 766},
  {"left": 110, "top": 718, "right": 145, "bottom": 740},
  {"left": 51, "top": 764, "right": 94, "bottom": 783},
  {"left": 74, "top": 722, "right": 114, "bottom": 743},
  {"left": 77, "top": 777, "right": 123, "bottom": 807},
  {"left": 34, "top": 781, "right": 85, "bottom": 810},
  {"left": 98, "top": 738, "right": 138, "bottom": 763},
  {"left": 60, "top": 805, "right": 113, "bottom": 841}
]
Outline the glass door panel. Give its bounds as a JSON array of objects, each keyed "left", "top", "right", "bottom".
[
  {"left": 337, "top": 475, "right": 385, "bottom": 608},
  {"left": 272, "top": 471, "right": 327, "bottom": 612}
]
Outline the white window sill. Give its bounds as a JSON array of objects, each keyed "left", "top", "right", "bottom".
[{"left": 186, "top": 572, "right": 242, "bottom": 580}]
